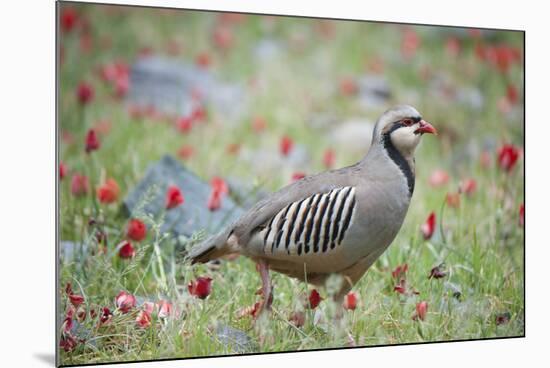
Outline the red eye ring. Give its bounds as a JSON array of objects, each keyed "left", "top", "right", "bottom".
[{"left": 402, "top": 119, "right": 414, "bottom": 126}]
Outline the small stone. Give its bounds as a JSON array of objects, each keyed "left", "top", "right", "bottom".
[{"left": 215, "top": 324, "right": 256, "bottom": 353}]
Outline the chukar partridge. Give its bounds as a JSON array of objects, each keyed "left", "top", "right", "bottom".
[{"left": 189, "top": 105, "right": 436, "bottom": 311}]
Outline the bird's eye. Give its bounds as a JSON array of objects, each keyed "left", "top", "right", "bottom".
[{"left": 402, "top": 119, "right": 414, "bottom": 126}]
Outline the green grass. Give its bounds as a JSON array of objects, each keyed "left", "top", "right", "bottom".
[{"left": 58, "top": 3, "right": 524, "bottom": 365}]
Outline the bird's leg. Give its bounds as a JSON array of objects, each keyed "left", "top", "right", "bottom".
[{"left": 257, "top": 260, "right": 273, "bottom": 312}]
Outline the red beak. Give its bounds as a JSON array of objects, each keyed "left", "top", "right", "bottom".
[{"left": 415, "top": 120, "right": 437, "bottom": 135}]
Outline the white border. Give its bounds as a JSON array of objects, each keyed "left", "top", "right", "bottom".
[{"left": 1, "top": 1, "right": 547, "bottom": 367}]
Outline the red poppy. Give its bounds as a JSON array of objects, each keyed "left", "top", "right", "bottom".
[
  {"left": 60, "top": 162, "right": 67, "bottom": 180},
  {"left": 307, "top": 289, "right": 322, "bottom": 309},
  {"left": 68, "top": 294, "right": 85, "bottom": 307},
  {"left": 291, "top": 172, "right": 306, "bottom": 182},
  {"left": 428, "top": 169, "right": 449, "bottom": 188},
  {"left": 177, "top": 145, "right": 195, "bottom": 160},
  {"left": 497, "top": 144, "right": 520, "bottom": 172},
  {"left": 60, "top": 334, "right": 78, "bottom": 352},
  {"left": 339, "top": 77, "right": 358, "bottom": 96},
  {"left": 97, "top": 178, "right": 120, "bottom": 204},
  {"left": 191, "top": 105, "right": 207, "bottom": 122},
  {"left": 280, "top": 135, "right": 294, "bottom": 157},
  {"left": 136, "top": 310, "right": 152, "bottom": 328},
  {"left": 207, "top": 177, "right": 229, "bottom": 211},
  {"left": 413, "top": 301, "right": 428, "bottom": 321},
  {"left": 429, "top": 264, "right": 447, "bottom": 279},
  {"left": 70, "top": 174, "right": 89, "bottom": 197},
  {"left": 401, "top": 28, "right": 420, "bottom": 60},
  {"left": 195, "top": 52, "right": 211, "bottom": 68},
  {"left": 519, "top": 203, "right": 524, "bottom": 227},
  {"left": 188, "top": 276, "right": 213, "bottom": 299},
  {"left": 157, "top": 300, "right": 173, "bottom": 318},
  {"left": 76, "top": 81, "right": 94, "bottom": 105},
  {"left": 60, "top": 7, "right": 78, "bottom": 33},
  {"left": 118, "top": 240, "right": 135, "bottom": 259},
  {"left": 343, "top": 291, "right": 358, "bottom": 311},
  {"left": 459, "top": 178, "right": 477, "bottom": 196},
  {"left": 76, "top": 306, "right": 86, "bottom": 322},
  {"left": 165, "top": 185, "right": 184, "bottom": 209},
  {"left": 176, "top": 116, "right": 193, "bottom": 133},
  {"left": 212, "top": 25, "right": 234, "bottom": 50},
  {"left": 445, "top": 37, "right": 461, "bottom": 57},
  {"left": 127, "top": 219, "right": 147, "bottom": 242},
  {"left": 115, "top": 291, "right": 136, "bottom": 314},
  {"left": 85, "top": 129, "right": 100, "bottom": 153},
  {"left": 393, "top": 279, "right": 407, "bottom": 294},
  {"left": 446, "top": 192, "right": 461, "bottom": 208},
  {"left": 421, "top": 212, "right": 436, "bottom": 240},
  {"left": 323, "top": 149, "right": 335, "bottom": 169},
  {"left": 391, "top": 263, "right": 408, "bottom": 279},
  {"left": 507, "top": 84, "right": 519, "bottom": 105},
  {"left": 100, "top": 307, "right": 112, "bottom": 325},
  {"left": 252, "top": 116, "right": 267, "bottom": 133}
]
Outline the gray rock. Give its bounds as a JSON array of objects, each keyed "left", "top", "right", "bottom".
[
  {"left": 327, "top": 118, "right": 375, "bottom": 154},
  {"left": 128, "top": 56, "right": 247, "bottom": 121},
  {"left": 123, "top": 155, "right": 244, "bottom": 243},
  {"left": 215, "top": 324, "right": 256, "bottom": 354},
  {"left": 60, "top": 241, "right": 86, "bottom": 263},
  {"left": 356, "top": 75, "right": 392, "bottom": 110}
]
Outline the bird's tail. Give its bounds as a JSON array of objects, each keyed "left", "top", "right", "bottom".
[{"left": 187, "top": 229, "right": 232, "bottom": 264}]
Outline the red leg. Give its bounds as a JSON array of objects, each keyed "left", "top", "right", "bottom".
[{"left": 257, "top": 260, "right": 273, "bottom": 312}]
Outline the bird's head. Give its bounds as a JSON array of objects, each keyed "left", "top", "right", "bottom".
[{"left": 372, "top": 105, "right": 437, "bottom": 157}]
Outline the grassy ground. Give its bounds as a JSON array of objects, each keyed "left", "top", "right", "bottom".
[{"left": 58, "top": 3, "right": 524, "bottom": 365}]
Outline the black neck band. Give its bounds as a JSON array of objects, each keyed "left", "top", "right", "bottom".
[{"left": 382, "top": 125, "right": 415, "bottom": 196}]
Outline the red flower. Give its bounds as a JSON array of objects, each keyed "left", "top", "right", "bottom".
[
  {"left": 85, "top": 129, "right": 100, "bottom": 153},
  {"left": 421, "top": 212, "right": 436, "bottom": 240},
  {"left": 237, "top": 301, "right": 262, "bottom": 319},
  {"left": 391, "top": 263, "right": 408, "bottom": 279},
  {"left": 188, "top": 276, "right": 213, "bottom": 299},
  {"left": 401, "top": 28, "right": 420, "bottom": 60},
  {"left": 70, "top": 174, "right": 89, "bottom": 197},
  {"left": 291, "top": 172, "right": 306, "bottom": 182},
  {"left": 507, "top": 84, "right": 519, "bottom": 105},
  {"left": 495, "top": 312, "right": 511, "bottom": 325},
  {"left": 323, "top": 149, "right": 335, "bottom": 169},
  {"left": 339, "top": 77, "right": 358, "bottom": 96},
  {"left": 445, "top": 37, "right": 461, "bottom": 57},
  {"left": 519, "top": 203, "right": 524, "bottom": 227},
  {"left": 99, "top": 307, "right": 112, "bottom": 325},
  {"left": 280, "top": 135, "right": 294, "bottom": 157},
  {"left": 115, "top": 291, "right": 136, "bottom": 314},
  {"left": 136, "top": 310, "right": 152, "bottom": 328},
  {"left": 165, "top": 185, "right": 184, "bottom": 209},
  {"left": 68, "top": 294, "right": 85, "bottom": 307},
  {"left": 60, "top": 162, "right": 67, "bottom": 180},
  {"left": 177, "top": 145, "right": 195, "bottom": 160},
  {"left": 191, "top": 105, "right": 207, "bottom": 122},
  {"left": 60, "top": 334, "right": 78, "bottom": 352},
  {"left": 497, "top": 144, "right": 520, "bottom": 172},
  {"left": 343, "top": 291, "right": 358, "bottom": 311},
  {"left": 76, "top": 306, "right": 86, "bottom": 322},
  {"left": 157, "top": 300, "right": 173, "bottom": 318},
  {"left": 207, "top": 177, "right": 229, "bottom": 212},
  {"left": 393, "top": 279, "right": 407, "bottom": 294},
  {"left": 212, "top": 25, "right": 234, "bottom": 49},
  {"left": 195, "top": 52, "right": 211, "bottom": 68},
  {"left": 413, "top": 301, "right": 428, "bottom": 321},
  {"left": 446, "top": 192, "right": 461, "bottom": 208},
  {"left": 289, "top": 311, "right": 306, "bottom": 327},
  {"left": 127, "top": 219, "right": 147, "bottom": 241},
  {"left": 76, "top": 81, "right": 94, "bottom": 105},
  {"left": 176, "top": 116, "right": 193, "bottom": 133},
  {"left": 252, "top": 116, "right": 267, "bottom": 133},
  {"left": 118, "top": 240, "right": 135, "bottom": 259},
  {"left": 307, "top": 289, "right": 322, "bottom": 309},
  {"left": 429, "top": 264, "right": 447, "bottom": 279},
  {"left": 428, "top": 169, "right": 449, "bottom": 188},
  {"left": 60, "top": 7, "right": 78, "bottom": 33},
  {"left": 97, "top": 178, "right": 120, "bottom": 204},
  {"left": 459, "top": 178, "right": 477, "bottom": 196}
]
